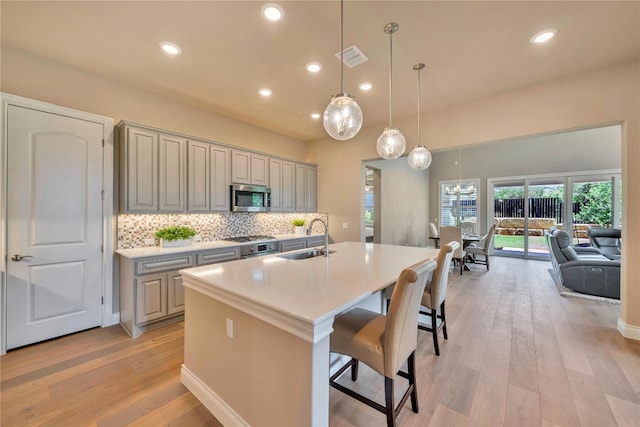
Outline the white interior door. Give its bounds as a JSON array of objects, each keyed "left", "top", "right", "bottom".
[{"left": 6, "top": 105, "right": 104, "bottom": 349}]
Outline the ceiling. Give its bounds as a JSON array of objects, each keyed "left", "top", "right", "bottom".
[{"left": 2, "top": 1, "right": 638, "bottom": 142}]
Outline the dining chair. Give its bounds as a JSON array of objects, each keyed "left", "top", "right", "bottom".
[
  {"left": 464, "top": 225, "right": 496, "bottom": 270},
  {"left": 330, "top": 258, "right": 437, "bottom": 427},
  {"left": 418, "top": 241, "right": 458, "bottom": 355},
  {"left": 429, "top": 222, "right": 440, "bottom": 248},
  {"left": 439, "top": 226, "right": 464, "bottom": 274}
]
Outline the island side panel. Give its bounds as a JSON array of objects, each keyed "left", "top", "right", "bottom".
[{"left": 182, "top": 286, "right": 329, "bottom": 426}]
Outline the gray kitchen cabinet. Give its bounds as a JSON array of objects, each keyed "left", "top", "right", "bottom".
[
  {"left": 135, "top": 273, "right": 167, "bottom": 323},
  {"left": 305, "top": 166, "right": 317, "bottom": 212},
  {"left": 282, "top": 161, "right": 295, "bottom": 211},
  {"left": 188, "top": 140, "right": 230, "bottom": 212},
  {"left": 159, "top": 134, "right": 187, "bottom": 212},
  {"left": 269, "top": 158, "right": 295, "bottom": 212},
  {"left": 120, "top": 253, "right": 194, "bottom": 338},
  {"left": 120, "top": 126, "right": 158, "bottom": 212},
  {"left": 167, "top": 271, "right": 185, "bottom": 315},
  {"left": 306, "top": 235, "right": 326, "bottom": 248},
  {"left": 187, "top": 140, "right": 210, "bottom": 211},
  {"left": 196, "top": 247, "right": 241, "bottom": 265},
  {"left": 281, "top": 238, "right": 307, "bottom": 252},
  {"left": 119, "top": 123, "right": 187, "bottom": 213},
  {"left": 232, "top": 149, "right": 269, "bottom": 186},
  {"left": 295, "top": 164, "right": 317, "bottom": 212},
  {"left": 269, "top": 158, "right": 282, "bottom": 211},
  {"left": 119, "top": 245, "right": 242, "bottom": 338},
  {"left": 210, "top": 145, "right": 231, "bottom": 211}
]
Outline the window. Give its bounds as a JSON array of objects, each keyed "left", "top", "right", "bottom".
[{"left": 439, "top": 179, "right": 480, "bottom": 228}]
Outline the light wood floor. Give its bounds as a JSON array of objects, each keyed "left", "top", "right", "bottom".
[{"left": 2, "top": 257, "right": 639, "bottom": 426}]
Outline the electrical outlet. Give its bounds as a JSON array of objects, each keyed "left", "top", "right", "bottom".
[
  {"left": 144, "top": 238, "right": 155, "bottom": 246},
  {"left": 342, "top": 222, "right": 349, "bottom": 229},
  {"left": 226, "top": 318, "right": 234, "bottom": 338}
]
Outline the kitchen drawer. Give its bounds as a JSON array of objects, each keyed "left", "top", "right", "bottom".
[
  {"left": 307, "top": 236, "right": 326, "bottom": 248},
  {"left": 281, "top": 238, "right": 307, "bottom": 253},
  {"left": 135, "top": 254, "right": 194, "bottom": 275},
  {"left": 197, "top": 247, "right": 241, "bottom": 265}
]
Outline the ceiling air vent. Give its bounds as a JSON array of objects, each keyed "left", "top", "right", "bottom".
[{"left": 335, "top": 45, "right": 368, "bottom": 68}]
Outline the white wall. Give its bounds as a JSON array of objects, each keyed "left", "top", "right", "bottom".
[{"left": 367, "top": 158, "right": 429, "bottom": 246}]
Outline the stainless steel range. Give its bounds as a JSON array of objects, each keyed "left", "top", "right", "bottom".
[{"left": 223, "top": 235, "right": 279, "bottom": 258}]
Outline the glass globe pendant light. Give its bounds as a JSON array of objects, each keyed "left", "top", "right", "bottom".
[
  {"left": 323, "top": 0, "right": 363, "bottom": 141},
  {"left": 408, "top": 63, "right": 432, "bottom": 170},
  {"left": 376, "top": 23, "right": 406, "bottom": 160}
]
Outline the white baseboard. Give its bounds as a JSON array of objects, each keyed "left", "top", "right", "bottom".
[
  {"left": 181, "top": 364, "right": 249, "bottom": 427},
  {"left": 102, "top": 312, "right": 120, "bottom": 327},
  {"left": 617, "top": 317, "right": 640, "bottom": 341}
]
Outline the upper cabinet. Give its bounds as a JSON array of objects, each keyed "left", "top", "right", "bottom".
[
  {"left": 232, "top": 150, "right": 268, "bottom": 186},
  {"left": 119, "top": 125, "right": 159, "bottom": 212},
  {"left": 295, "top": 164, "right": 317, "bottom": 212},
  {"left": 117, "top": 121, "right": 314, "bottom": 213},
  {"left": 269, "top": 158, "right": 295, "bottom": 212}
]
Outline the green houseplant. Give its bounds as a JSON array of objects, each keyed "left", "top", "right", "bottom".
[
  {"left": 292, "top": 218, "right": 305, "bottom": 235},
  {"left": 155, "top": 226, "right": 196, "bottom": 247}
]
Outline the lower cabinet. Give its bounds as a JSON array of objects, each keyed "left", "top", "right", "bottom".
[
  {"left": 306, "top": 235, "right": 326, "bottom": 248},
  {"left": 120, "top": 246, "right": 240, "bottom": 338},
  {"left": 281, "top": 238, "right": 307, "bottom": 252}
]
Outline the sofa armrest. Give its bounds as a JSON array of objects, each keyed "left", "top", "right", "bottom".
[{"left": 574, "top": 246, "right": 601, "bottom": 255}]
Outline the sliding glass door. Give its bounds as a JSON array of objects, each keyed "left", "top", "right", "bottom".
[{"left": 490, "top": 171, "right": 620, "bottom": 260}]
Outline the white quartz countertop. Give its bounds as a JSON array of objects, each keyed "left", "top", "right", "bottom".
[
  {"left": 116, "top": 233, "right": 324, "bottom": 259},
  {"left": 180, "top": 242, "right": 440, "bottom": 329}
]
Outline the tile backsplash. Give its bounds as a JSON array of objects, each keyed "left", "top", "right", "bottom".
[{"left": 117, "top": 212, "right": 329, "bottom": 249}]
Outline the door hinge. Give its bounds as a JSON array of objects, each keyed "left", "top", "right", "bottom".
[
  {"left": 102, "top": 138, "right": 105, "bottom": 147},
  {"left": 101, "top": 296, "right": 104, "bottom": 305},
  {"left": 101, "top": 244, "right": 104, "bottom": 253},
  {"left": 101, "top": 190, "right": 104, "bottom": 200}
]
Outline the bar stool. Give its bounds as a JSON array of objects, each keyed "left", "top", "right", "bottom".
[
  {"left": 418, "top": 241, "right": 458, "bottom": 355},
  {"left": 329, "top": 258, "right": 437, "bottom": 427}
]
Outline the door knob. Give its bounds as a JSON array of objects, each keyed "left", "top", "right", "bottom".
[{"left": 11, "top": 254, "right": 32, "bottom": 262}]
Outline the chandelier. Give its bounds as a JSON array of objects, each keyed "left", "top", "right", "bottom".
[{"left": 445, "top": 149, "right": 475, "bottom": 195}]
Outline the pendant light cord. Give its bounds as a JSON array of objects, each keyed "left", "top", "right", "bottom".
[
  {"left": 340, "top": 0, "right": 344, "bottom": 94},
  {"left": 417, "top": 67, "right": 421, "bottom": 146},
  {"left": 388, "top": 30, "right": 393, "bottom": 126}
]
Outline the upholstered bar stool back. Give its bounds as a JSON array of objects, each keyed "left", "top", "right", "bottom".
[
  {"left": 419, "top": 241, "right": 458, "bottom": 355},
  {"left": 330, "top": 258, "right": 437, "bottom": 427}
]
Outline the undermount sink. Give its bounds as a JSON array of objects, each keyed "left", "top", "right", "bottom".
[{"left": 277, "top": 248, "right": 335, "bottom": 260}]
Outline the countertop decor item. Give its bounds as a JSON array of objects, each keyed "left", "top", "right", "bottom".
[
  {"left": 322, "top": 0, "right": 363, "bottom": 141},
  {"left": 376, "top": 22, "right": 406, "bottom": 160},
  {"left": 155, "top": 226, "right": 196, "bottom": 247},
  {"left": 293, "top": 218, "right": 306, "bottom": 235}
]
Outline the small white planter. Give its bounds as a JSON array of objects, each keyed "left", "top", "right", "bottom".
[
  {"left": 160, "top": 238, "right": 193, "bottom": 248},
  {"left": 294, "top": 226, "right": 305, "bottom": 236}
]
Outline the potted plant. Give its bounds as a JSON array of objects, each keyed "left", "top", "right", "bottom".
[
  {"left": 292, "top": 218, "right": 305, "bottom": 235},
  {"left": 155, "top": 226, "right": 197, "bottom": 248}
]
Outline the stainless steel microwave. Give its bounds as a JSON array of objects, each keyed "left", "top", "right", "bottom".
[{"left": 230, "top": 184, "right": 271, "bottom": 212}]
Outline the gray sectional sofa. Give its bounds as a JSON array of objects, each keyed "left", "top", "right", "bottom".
[{"left": 546, "top": 228, "right": 620, "bottom": 299}]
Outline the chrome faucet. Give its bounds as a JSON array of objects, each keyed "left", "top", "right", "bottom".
[{"left": 307, "top": 217, "right": 329, "bottom": 257}]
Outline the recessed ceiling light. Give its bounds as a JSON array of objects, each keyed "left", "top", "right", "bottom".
[
  {"left": 359, "top": 82, "right": 373, "bottom": 91},
  {"left": 530, "top": 29, "right": 558, "bottom": 44},
  {"left": 306, "top": 62, "right": 322, "bottom": 73},
  {"left": 261, "top": 3, "right": 284, "bottom": 21},
  {"left": 259, "top": 88, "right": 272, "bottom": 97},
  {"left": 310, "top": 113, "right": 321, "bottom": 119},
  {"left": 159, "top": 41, "right": 182, "bottom": 55}
]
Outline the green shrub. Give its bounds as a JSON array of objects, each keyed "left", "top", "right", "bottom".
[
  {"left": 155, "top": 226, "right": 196, "bottom": 241},
  {"left": 292, "top": 219, "right": 305, "bottom": 227}
]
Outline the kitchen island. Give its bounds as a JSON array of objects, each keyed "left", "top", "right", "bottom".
[{"left": 180, "top": 241, "right": 440, "bottom": 426}]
